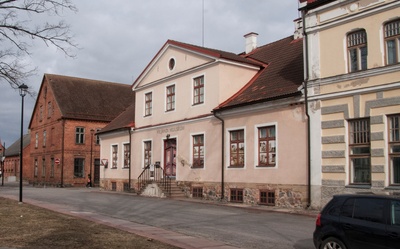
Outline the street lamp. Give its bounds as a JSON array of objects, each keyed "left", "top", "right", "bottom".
[
  {"left": 19, "top": 83, "right": 28, "bottom": 203},
  {"left": 90, "top": 129, "right": 94, "bottom": 187}
]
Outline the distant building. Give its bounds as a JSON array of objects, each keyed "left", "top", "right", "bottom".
[
  {"left": 27, "top": 74, "right": 134, "bottom": 187},
  {"left": 2, "top": 134, "right": 31, "bottom": 182}
]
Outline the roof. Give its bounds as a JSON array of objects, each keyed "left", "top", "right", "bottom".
[
  {"left": 215, "top": 36, "right": 304, "bottom": 111},
  {"left": 97, "top": 102, "right": 135, "bottom": 135},
  {"left": 31, "top": 74, "right": 134, "bottom": 125},
  {"left": 4, "top": 134, "right": 30, "bottom": 157},
  {"left": 132, "top": 40, "right": 264, "bottom": 88}
]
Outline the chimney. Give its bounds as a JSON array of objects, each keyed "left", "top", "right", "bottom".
[{"left": 244, "top": 32, "right": 258, "bottom": 54}]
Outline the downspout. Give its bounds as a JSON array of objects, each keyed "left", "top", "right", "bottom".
[
  {"left": 213, "top": 111, "right": 225, "bottom": 200},
  {"left": 302, "top": 9, "right": 311, "bottom": 208},
  {"left": 128, "top": 128, "right": 132, "bottom": 190},
  {"left": 61, "top": 118, "right": 65, "bottom": 187}
]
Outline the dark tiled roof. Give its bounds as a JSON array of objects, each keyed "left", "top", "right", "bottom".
[
  {"left": 167, "top": 40, "right": 264, "bottom": 67},
  {"left": 4, "top": 134, "right": 30, "bottom": 157},
  {"left": 97, "top": 102, "right": 135, "bottom": 135},
  {"left": 46, "top": 74, "right": 134, "bottom": 122},
  {"left": 216, "top": 36, "right": 303, "bottom": 110}
]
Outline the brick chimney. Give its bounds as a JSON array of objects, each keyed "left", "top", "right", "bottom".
[{"left": 244, "top": 32, "right": 258, "bottom": 54}]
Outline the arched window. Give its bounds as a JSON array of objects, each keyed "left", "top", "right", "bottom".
[
  {"left": 347, "top": 29, "right": 367, "bottom": 72},
  {"left": 384, "top": 19, "right": 400, "bottom": 65}
]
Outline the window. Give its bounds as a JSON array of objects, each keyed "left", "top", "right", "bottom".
[
  {"left": 39, "top": 105, "right": 43, "bottom": 121},
  {"left": 353, "top": 198, "right": 385, "bottom": 224},
  {"left": 35, "top": 133, "right": 39, "bottom": 148},
  {"left": 347, "top": 30, "right": 367, "bottom": 72},
  {"left": 230, "top": 129, "right": 245, "bottom": 167},
  {"left": 95, "top": 129, "right": 100, "bottom": 145},
  {"left": 349, "top": 119, "right": 370, "bottom": 184},
  {"left": 43, "top": 130, "right": 46, "bottom": 148},
  {"left": 260, "top": 190, "right": 275, "bottom": 206},
  {"left": 192, "top": 134, "right": 204, "bottom": 168},
  {"left": 112, "top": 182, "right": 117, "bottom": 191},
  {"left": 123, "top": 143, "right": 130, "bottom": 168},
  {"left": 144, "top": 141, "right": 152, "bottom": 167},
  {"left": 389, "top": 115, "right": 400, "bottom": 185},
  {"left": 192, "top": 187, "right": 203, "bottom": 198},
  {"left": 74, "top": 158, "right": 85, "bottom": 178},
  {"left": 230, "top": 189, "right": 243, "bottom": 203},
  {"left": 75, "top": 127, "right": 85, "bottom": 144},
  {"left": 193, "top": 76, "right": 204, "bottom": 105},
  {"left": 123, "top": 182, "right": 130, "bottom": 192},
  {"left": 47, "top": 101, "right": 53, "bottom": 118},
  {"left": 391, "top": 200, "right": 400, "bottom": 226},
  {"left": 34, "top": 159, "right": 38, "bottom": 177},
  {"left": 385, "top": 19, "right": 400, "bottom": 65},
  {"left": 258, "top": 126, "right": 276, "bottom": 166},
  {"left": 50, "top": 158, "right": 54, "bottom": 177},
  {"left": 112, "top": 145, "right": 118, "bottom": 168},
  {"left": 42, "top": 158, "right": 46, "bottom": 177},
  {"left": 145, "top": 92, "right": 152, "bottom": 116},
  {"left": 50, "top": 128, "right": 54, "bottom": 146},
  {"left": 168, "top": 58, "right": 175, "bottom": 70},
  {"left": 166, "top": 85, "right": 175, "bottom": 111}
]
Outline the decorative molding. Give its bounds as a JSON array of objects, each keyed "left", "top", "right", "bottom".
[
  {"left": 321, "top": 120, "right": 345, "bottom": 129},
  {"left": 322, "top": 135, "right": 345, "bottom": 144},
  {"left": 371, "top": 132, "right": 384, "bottom": 141},
  {"left": 322, "top": 150, "right": 345, "bottom": 158},
  {"left": 365, "top": 97, "right": 400, "bottom": 116},
  {"left": 372, "top": 165, "right": 384, "bottom": 173},
  {"left": 371, "top": 149, "right": 384, "bottom": 157},
  {"left": 321, "top": 104, "right": 349, "bottom": 119},
  {"left": 322, "top": 179, "right": 345, "bottom": 186},
  {"left": 370, "top": 115, "right": 384, "bottom": 125},
  {"left": 322, "top": 165, "right": 345, "bottom": 173}
]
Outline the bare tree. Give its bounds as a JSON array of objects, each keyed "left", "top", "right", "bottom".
[{"left": 0, "top": 0, "right": 77, "bottom": 91}]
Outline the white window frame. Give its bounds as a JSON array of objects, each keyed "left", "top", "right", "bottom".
[
  {"left": 254, "top": 122, "right": 278, "bottom": 169},
  {"left": 165, "top": 83, "right": 176, "bottom": 112},
  {"left": 190, "top": 132, "right": 206, "bottom": 169},
  {"left": 226, "top": 126, "right": 246, "bottom": 169},
  {"left": 142, "top": 139, "right": 152, "bottom": 169},
  {"left": 144, "top": 91, "right": 153, "bottom": 117},
  {"left": 111, "top": 144, "right": 118, "bottom": 169},
  {"left": 123, "top": 142, "right": 130, "bottom": 169},
  {"left": 192, "top": 74, "right": 205, "bottom": 106}
]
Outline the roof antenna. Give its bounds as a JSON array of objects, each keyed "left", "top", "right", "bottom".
[{"left": 202, "top": 0, "right": 205, "bottom": 47}]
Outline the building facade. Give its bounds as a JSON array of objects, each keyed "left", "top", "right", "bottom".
[
  {"left": 301, "top": 0, "right": 400, "bottom": 208},
  {"left": 27, "top": 74, "right": 134, "bottom": 187}
]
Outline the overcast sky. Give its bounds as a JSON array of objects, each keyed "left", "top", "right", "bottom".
[{"left": 0, "top": 0, "right": 300, "bottom": 148}]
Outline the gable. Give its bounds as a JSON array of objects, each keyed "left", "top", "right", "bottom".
[{"left": 135, "top": 45, "right": 215, "bottom": 89}]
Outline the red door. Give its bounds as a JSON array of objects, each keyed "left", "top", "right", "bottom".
[{"left": 164, "top": 138, "right": 176, "bottom": 177}]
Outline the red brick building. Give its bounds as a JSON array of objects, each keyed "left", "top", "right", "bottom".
[
  {"left": 27, "top": 74, "right": 134, "bottom": 187},
  {"left": 2, "top": 134, "right": 31, "bottom": 182}
]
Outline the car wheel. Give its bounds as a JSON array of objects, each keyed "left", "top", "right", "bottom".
[{"left": 321, "top": 237, "right": 347, "bottom": 249}]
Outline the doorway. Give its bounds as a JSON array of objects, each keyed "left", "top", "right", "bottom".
[
  {"left": 94, "top": 159, "right": 100, "bottom": 186},
  {"left": 164, "top": 138, "right": 176, "bottom": 177}
]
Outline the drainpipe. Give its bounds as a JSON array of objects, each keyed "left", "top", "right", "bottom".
[
  {"left": 128, "top": 128, "right": 132, "bottom": 190},
  {"left": 213, "top": 112, "right": 225, "bottom": 200},
  {"left": 61, "top": 119, "right": 65, "bottom": 187},
  {"left": 302, "top": 9, "right": 311, "bottom": 208}
]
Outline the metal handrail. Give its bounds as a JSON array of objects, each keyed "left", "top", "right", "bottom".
[{"left": 137, "top": 163, "right": 171, "bottom": 197}]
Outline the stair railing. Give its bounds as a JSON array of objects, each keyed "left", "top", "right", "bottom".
[{"left": 137, "top": 162, "right": 171, "bottom": 196}]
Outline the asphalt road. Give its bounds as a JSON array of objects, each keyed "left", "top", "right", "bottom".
[{"left": 0, "top": 184, "right": 316, "bottom": 249}]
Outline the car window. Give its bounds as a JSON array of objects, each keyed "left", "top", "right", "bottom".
[
  {"left": 340, "top": 198, "right": 354, "bottom": 218},
  {"left": 326, "top": 198, "right": 342, "bottom": 216},
  {"left": 353, "top": 198, "right": 385, "bottom": 224},
  {"left": 391, "top": 200, "right": 400, "bottom": 226}
]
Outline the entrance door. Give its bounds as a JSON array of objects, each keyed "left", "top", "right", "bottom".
[
  {"left": 164, "top": 138, "right": 176, "bottom": 177},
  {"left": 94, "top": 159, "right": 100, "bottom": 186}
]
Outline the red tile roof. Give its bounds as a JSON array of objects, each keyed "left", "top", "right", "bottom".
[
  {"left": 215, "top": 36, "right": 304, "bottom": 110},
  {"left": 97, "top": 102, "right": 135, "bottom": 134}
]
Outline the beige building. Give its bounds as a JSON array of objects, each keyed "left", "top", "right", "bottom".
[
  {"left": 100, "top": 25, "right": 309, "bottom": 207},
  {"left": 300, "top": 0, "right": 400, "bottom": 208}
]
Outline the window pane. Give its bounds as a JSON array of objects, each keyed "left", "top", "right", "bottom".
[
  {"left": 360, "top": 46, "right": 367, "bottom": 70},
  {"left": 391, "top": 200, "right": 400, "bottom": 226},
  {"left": 349, "top": 48, "right": 358, "bottom": 72},
  {"left": 353, "top": 198, "right": 385, "bottom": 224},
  {"left": 387, "top": 39, "right": 397, "bottom": 65},
  {"left": 351, "top": 147, "right": 370, "bottom": 155},
  {"left": 352, "top": 158, "right": 370, "bottom": 183},
  {"left": 392, "top": 157, "right": 400, "bottom": 184}
]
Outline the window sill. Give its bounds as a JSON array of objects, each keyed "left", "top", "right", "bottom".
[
  {"left": 110, "top": 167, "right": 117, "bottom": 169},
  {"left": 191, "top": 166, "right": 204, "bottom": 169},
  {"left": 228, "top": 165, "right": 244, "bottom": 169},
  {"left": 122, "top": 167, "right": 130, "bottom": 169},
  {"left": 256, "top": 165, "right": 276, "bottom": 168},
  {"left": 345, "top": 184, "right": 371, "bottom": 189},
  {"left": 385, "top": 185, "right": 400, "bottom": 190}
]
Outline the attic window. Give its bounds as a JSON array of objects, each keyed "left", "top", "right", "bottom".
[{"left": 168, "top": 58, "right": 175, "bottom": 71}]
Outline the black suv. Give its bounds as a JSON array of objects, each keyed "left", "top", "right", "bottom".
[{"left": 313, "top": 194, "right": 400, "bottom": 249}]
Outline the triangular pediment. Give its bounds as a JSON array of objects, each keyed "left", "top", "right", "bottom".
[{"left": 133, "top": 42, "right": 217, "bottom": 89}]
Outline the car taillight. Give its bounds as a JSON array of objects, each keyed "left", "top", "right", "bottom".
[{"left": 316, "top": 213, "right": 321, "bottom": 227}]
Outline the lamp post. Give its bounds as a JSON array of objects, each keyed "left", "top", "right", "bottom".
[
  {"left": 1, "top": 142, "right": 5, "bottom": 186},
  {"left": 90, "top": 129, "right": 94, "bottom": 187},
  {"left": 19, "top": 84, "right": 28, "bottom": 203}
]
